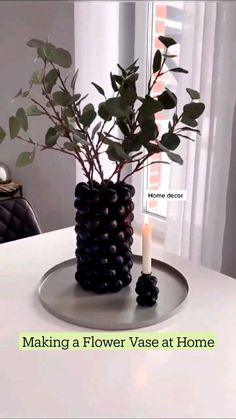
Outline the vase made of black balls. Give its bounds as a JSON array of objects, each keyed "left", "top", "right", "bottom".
[{"left": 74, "top": 180, "right": 135, "bottom": 294}]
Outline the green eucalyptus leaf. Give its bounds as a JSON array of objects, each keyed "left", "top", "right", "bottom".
[
  {"left": 91, "top": 82, "right": 105, "bottom": 97},
  {"left": 22, "top": 90, "right": 30, "bottom": 98},
  {"left": 104, "top": 97, "right": 131, "bottom": 118},
  {"left": 126, "top": 58, "right": 139, "bottom": 72},
  {"left": 145, "top": 142, "right": 160, "bottom": 153},
  {"left": 158, "top": 36, "right": 177, "bottom": 48},
  {"left": 52, "top": 91, "right": 72, "bottom": 106},
  {"left": 117, "top": 64, "right": 126, "bottom": 77},
  {"left": 117, "top": 119, "right": 129, "bottom": 137},
  {"left": 123, "top": 134, "right": 143, "bottom": 153},
  {"left": 73, "top": 130, "right": 87, "bottom": 145},
  {"left": 51, "top": 47, "right": 72, "bottom": 68},
  {"left": 67, "top": 93, "right": 81, "bottom": 105},
  {"left": 178, "top": 133, "right": 195, "bottom": 141},
  {"left": 45, "top": 127, "right": 58, "bottom": 147},
  {"left": 9, "top": 116, "right": 20, "bottom": 139},
  {"left": 120, "top": 81, "right": 137, "bottom": 107},
  {"left": 153, "top": 49, "right": 162, "bottom": 73},
  {"left": 71, "top": 69, "right": 79, "bottom": 91},
  {"left": 0, "top": 126, "right": 6, "bottom": 143},
  {"left": 98, "top": 102, "right": 112, "bottom": 121},
  {"left": 92, "top": 121, "right": 102, "bottom": 139},
  {"left": 139, "top": 95, "right": 163, "bottom": 118},
  {"left": 45, "top": 68, "right": 59, "bottom": 93},
  {"left": 43, "top": 42, "right": 57, "bottom": 60},
  {"left": 110, "top": 73, "right": 118, "bottom": 92},
  {"left": 158, "top": 141, "right": 183, "bottom": 164},
  {"left": 63, "top": 142, "right": 77, "bottom": 151},
  {"left": 16, "top": 149, "right": 35, "bottom": 167},
  {"left": 181, "top": 114, "right": 198, "bottom": 127},
  {"left": 179, "top": 127, "right": 200, "bottom": 134},
  {"left": 170, "top": 67, "right": 188, "bottom": 74},
  {"left": 141, "top": 120, "right": 159, "bottom": 143},
  {"left": 27, "top": 39, "right": 44, "bottom": 48},
  {"left": 186, "top": 88, "right": 200, "bottom": 100},
  {"left": 113, "top": 75, "right": 123, "bottom": 85},
  {"left": 30, "top": 69, "right": 44, "bottom": 85},
  {"left": 183, "top": 102, "right": 205, "bottom": 119},
  {"left": 12, "top": 88, "right": 23, "bottom": 101},
  {"left": 161, "top": 133, "right": 180, "bottom": 150},
  {"left": 80, "top": 104, "right": 96, "bottom": 127},
  {"left": 74, "top": 94, "right": 88, "bottom": 109},
  {"left": 63, "top": 108, "right": 74, "bottom": 119},
  {"left": 163, "top": 54, "right": 177, "bottom": 58},
  {"left": 158, "top": 89, "right": 177, "bottom": 109},
  {"left": 107, "top": 140, "right": 130, "bottom": 162},
  {"left": 26, "top": 105, "right": 44, "bottom": 116},
  {"left": 37, "top": 46, "right": 46, "bottom": 61},
  {"left": 16, "top": 108, "right": 28, "bottom": 131},
  {"left": 167, "top": 151, "right": 183, "bottom": 164}
]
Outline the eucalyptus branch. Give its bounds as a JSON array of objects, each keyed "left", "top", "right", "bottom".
[
  {"left": 16, "top": 135, "right": 76, "bottom": 158},
  {"left": 123, "top": 160, "right": 170, "bottom": 182}
]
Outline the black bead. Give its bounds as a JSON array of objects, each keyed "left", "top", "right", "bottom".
[
  {"left": 121, "top": 273, "right": 132, "bottom": 287},
  {"left": 85, "top": 219, "right": 100, "bottom": 230},
  {"left": 94, "top": 232, "right": 109, "bottom": 242},
  {"left": 115, "top": 255, "right": 124, "bottom": 265},
  {"left": 85, "top": 244, "right": 100, "bottom": 255},
  {"left": 127, "top": 236, "right": 133, "bottom": 246},
  {"left": 106, "top": 269, "right": 116, "bottom": 280},
  {"left": 95, "top": 207, "right": 109, "bottom": 216},
  {"left": 125, "top": 184, "right": 135, "bottom": 197},
  {"left": 103, "top": 189, "right": 118, "bottom": 203},
  {"left": 126, "top": 259, "right": 133, "bottom": 269},
  {"left": 94, "top": 282, "right": 108, "bottom": 294},
  {"left": 125, "top": 201, "right": 135, "bottom": 213},
  {"left": 121, "top": 265, "right": 130, "bottom": 275},
  {"left": 124, "top": 250, "right": 133, "bottom": 261},
  {"left": 109, "top": 279, "right": 123, "bottom": 293},
  {"left": 125, "top": 226, "right": 134, "bottom": 236},
  {"left": 118, "top": 241, "right": 130, "bottom": 252},
  {"left": 116, "top": 231, "right": 125, "bottom": 241},
  {"left": 86, "top": 188, "right": 100, "bottom": 204},
  {"left": 75, "top": 183, "right": 89, "bottom": 197},
  {"left": 105, "top": 219, "right": 118, "bottom": 229},
  {"left": 108, "top": 245, "right": 117, "bottom": 254},
  {"left": 118, "top": 186, "right": 131, "bottom": 201},
  {"left": 79, "top": 279, "right": 93, "bottom": 291},
  {"left": 99, "top": 258, "right": 109, "bottom": 266},
  {"left": 117, "top": 205, "right": 126, "bottom": 216}
]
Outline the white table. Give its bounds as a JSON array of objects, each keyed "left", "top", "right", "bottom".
[{"left": 1, "top": 227, "right": 236, "bottom": 418}]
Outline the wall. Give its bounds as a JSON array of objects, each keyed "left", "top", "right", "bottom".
[{"left": 0, "top": 1, "right": 76, "bottom": 232}]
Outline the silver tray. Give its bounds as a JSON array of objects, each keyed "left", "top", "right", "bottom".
[{"left": 38, "top": 255, "right": 188, "bottom": 330}]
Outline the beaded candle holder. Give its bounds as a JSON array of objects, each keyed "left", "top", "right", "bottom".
[
  {"left": 135, "top": 273, "right": 159, "bottom": 307},
  {"left": 74, "top": 181, "right": 135, "bottom": 294}
]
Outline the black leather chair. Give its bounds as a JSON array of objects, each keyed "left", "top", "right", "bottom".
[{"left": 0, "top": 197, "right": 41, "bottom": 244}]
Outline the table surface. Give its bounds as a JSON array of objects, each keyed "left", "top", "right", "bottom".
[{"left": 1, "top": 227, "right": 236, "bottom": 418}]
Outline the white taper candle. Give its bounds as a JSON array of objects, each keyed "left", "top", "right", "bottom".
[{"left": 142, "top": 215, "right": 152, "bottom": 274}]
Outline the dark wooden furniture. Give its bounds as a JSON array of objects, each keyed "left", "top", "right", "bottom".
[{"left": 0, "top": 181, "right": 23, "bottom": 198}]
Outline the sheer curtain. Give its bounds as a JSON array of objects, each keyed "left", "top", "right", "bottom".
[
  {"left": 74, "top": 2, "right": 135, "bottom": 182},
  {"left": 165, "top": 1, "right": 236, "bottom": 272}
]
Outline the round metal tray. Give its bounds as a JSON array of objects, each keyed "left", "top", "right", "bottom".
[{"left": 38, "top": 256, "right": 188, "bottom": 330}]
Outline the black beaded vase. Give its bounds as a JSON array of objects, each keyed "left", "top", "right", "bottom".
[{"left": 74, "top": 180, "right": 135, "bottom": 294}]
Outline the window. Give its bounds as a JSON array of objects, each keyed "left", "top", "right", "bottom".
[{"left": 133, "top": 1, "right": 185, "bottom": 237}]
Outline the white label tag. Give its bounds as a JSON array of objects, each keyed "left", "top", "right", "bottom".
[{"left": 146, "top": 190, "right": 187, "bottom": 201}]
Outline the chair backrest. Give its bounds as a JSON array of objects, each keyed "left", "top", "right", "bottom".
[{"left": 0, "top": 197, "right": 41, "bottom": 244}]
